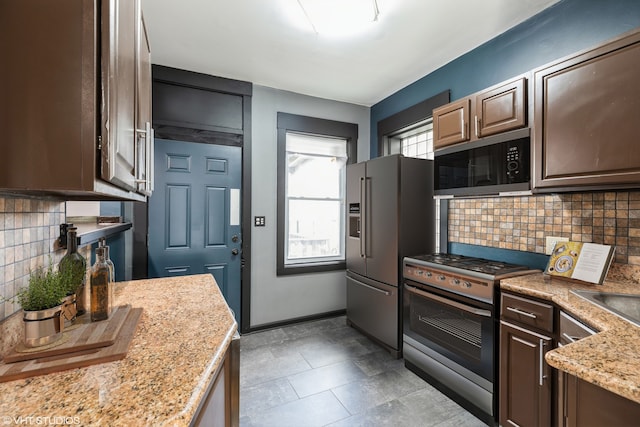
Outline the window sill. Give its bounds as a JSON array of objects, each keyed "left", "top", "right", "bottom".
[{"left": 277, "top": 261, "right": 346, "bottom": 276}]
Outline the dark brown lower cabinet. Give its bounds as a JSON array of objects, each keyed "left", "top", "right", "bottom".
[
  {"left": 500, "top": 320, "right": 553, "bottom": 427},
  {"left": 192, "top": 334, "right": 240, "bottom": 427},
  {"left": 563, "top": 373, "right": 640, "bottom": 427}
]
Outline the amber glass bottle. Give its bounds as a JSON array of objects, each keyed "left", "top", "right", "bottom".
[
  {"left": 90, "top": 247, "right": 110, "bottom": 321},
  {"left": 59, "top": 227, "right": 88, "bottom": 315}
]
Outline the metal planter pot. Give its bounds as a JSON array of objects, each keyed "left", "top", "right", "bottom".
[{"left": 23, "top": 305, "right": 64, "bottom": 348}]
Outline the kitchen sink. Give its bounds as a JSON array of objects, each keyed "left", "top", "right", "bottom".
[{"left": 571, "top": 290, "right": 640, "bottom": 327}]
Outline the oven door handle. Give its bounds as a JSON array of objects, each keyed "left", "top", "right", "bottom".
[{"left": 404, "top": 284, "right": 492, "bottom": 318}]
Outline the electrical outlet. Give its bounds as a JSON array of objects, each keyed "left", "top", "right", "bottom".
[{"left": 545, "top": 236, "right": 569, "bottom": 255}]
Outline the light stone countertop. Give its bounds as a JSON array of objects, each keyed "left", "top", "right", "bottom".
[
  {"left": 500, "top": 269, "right": 640, "bottom": 404},
  {"left": 0, "top": 274, "right": 237, "bottom": 426}
]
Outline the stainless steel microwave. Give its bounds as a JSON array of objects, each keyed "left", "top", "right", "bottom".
[{"left": 434, "top": 128, "right": 530, "bottom": 197}]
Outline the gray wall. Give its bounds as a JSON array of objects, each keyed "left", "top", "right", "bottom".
[{"left": 250, "top": 85, "right": 370, "bottom": 328}]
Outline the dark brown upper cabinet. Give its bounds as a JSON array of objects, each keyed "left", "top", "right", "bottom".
[
  {"left": 532, "top": 28, "right": 640, "bottom": 191},
  {"left": 433, "top": 76, "right": 527, "bottom": 150},
  {"left": 0, "top": 0, "right": 152, "bottom": 201},
  {"left": 433, "top": 98, "right": 471, "bottom": 149},
  {"left": 475, "top": 77, "right": 526, "bottom": 138}
]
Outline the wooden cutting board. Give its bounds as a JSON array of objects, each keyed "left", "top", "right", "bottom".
[
  {"left": 0, "top": 307, "right": 142, "bottom": 383},
  {"left": 3, "top": 304, "right": 133, "bottom": 363}
]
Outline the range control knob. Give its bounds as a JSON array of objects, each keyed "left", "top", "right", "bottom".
[
  {"left": 453, "top": 279, "right": 460, "bottom": 285},
  {"left": 426, "top": 271, "right": 432, "bottom": 277},
  {"left": 438, "top": 275, "right": 446, "bottom": 281},
  {"left": 463, "top": 281, "right": 472, "bottom": 288}
]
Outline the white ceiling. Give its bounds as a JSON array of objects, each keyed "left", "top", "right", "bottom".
[{"left": 142, "top": 0, "right": 560, "bottom": 107}]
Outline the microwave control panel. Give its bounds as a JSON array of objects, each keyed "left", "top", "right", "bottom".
[{"left": 506, "top": 145, "right": 521, "bottom": 181}]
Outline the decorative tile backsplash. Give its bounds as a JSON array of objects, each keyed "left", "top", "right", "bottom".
[
  {"left": 449, "top": 191, "right": 640, "bottom": 265},
  {"left": 0, "top": 196, "right": 66, "bottom": 321}
]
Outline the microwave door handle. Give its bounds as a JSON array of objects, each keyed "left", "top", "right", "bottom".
[{"left": 404, "top": 284, "right": 492, "bottom": 318}]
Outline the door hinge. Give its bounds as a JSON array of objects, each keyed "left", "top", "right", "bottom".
[{"left": 97, "top": 135, "right": 102, "bottom": 150}]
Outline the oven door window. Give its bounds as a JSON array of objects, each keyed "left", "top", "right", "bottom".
[
  {"left": 410, "top": 294, "right": 482, "bottom": 361},
  {"left": 404, "top": 284, "right": 494, "bottom": 381}
]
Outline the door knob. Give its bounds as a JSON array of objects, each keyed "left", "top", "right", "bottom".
[
  {"left": 232, "top": 235, "right": 239, "bottom": 243},
  {"left": 231, "top": 248, "right": 239, "bottom": 255}
]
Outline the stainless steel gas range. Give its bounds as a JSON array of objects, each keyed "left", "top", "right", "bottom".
[{"left": 402, "top": 253, "right": 537, "bottom": 425}]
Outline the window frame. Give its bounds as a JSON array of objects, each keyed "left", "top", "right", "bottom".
[{"left": 277, "top": 112, "right": 358, "bottom": 276}]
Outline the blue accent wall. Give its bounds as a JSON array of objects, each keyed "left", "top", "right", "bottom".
[
  {"left": 370, "top": 0, "right": 640, "bottom": 157},
  {"left": 371, "top": 0, "right": 640, "bottom": 268}
]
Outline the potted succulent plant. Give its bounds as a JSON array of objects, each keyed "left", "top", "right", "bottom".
[{"left": 16, "top": 261, "right": 70, "bottom": 348}]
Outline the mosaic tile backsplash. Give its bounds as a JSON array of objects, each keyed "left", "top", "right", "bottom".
[
  {"left": 0, "top": 197, "right": 66, "bottom": 321},
  {"left": 449, "top": 191, "right": 640, "bottom": 265}
]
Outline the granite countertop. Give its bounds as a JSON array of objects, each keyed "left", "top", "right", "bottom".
[
  {"left": 501, "top": 269, "right": 640, "bottom": 403},
  {"left": 0, "top": 274, "right": 237, "bottom": 426}
]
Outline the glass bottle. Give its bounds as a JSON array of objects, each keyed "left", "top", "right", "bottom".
[
  {"left": 100, "top": 239, "right": 115, "bottom": 282},
  {"left": 59, "top": 226, "right": 87, "bottom": 315},
  {"left": 90, "top": 247, "right": 110, "bottom": 321},
  {"left": 100, "top": 238, "right": 115, "bottom": 313}
]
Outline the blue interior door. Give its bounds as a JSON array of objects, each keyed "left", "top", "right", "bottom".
[{"left": 148, "top": 138, "right": 242, "bottom": 322}]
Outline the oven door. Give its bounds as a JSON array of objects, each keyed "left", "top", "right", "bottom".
[{"left": 403, "top": 280, "right": 495, "bottom": 382}]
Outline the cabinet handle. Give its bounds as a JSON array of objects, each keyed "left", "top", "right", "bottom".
[
  {"left": 539, "top": 339, "right": 547, "bottom": 386},
  {"left": 474, "top": 115, "right": 479, "bottom": 138},
  {"left": 135, "top": 122, "right": 153, "bottom": 195},
  {"left": 148, "top": 124, "right": 155, "bottom": 192},
  {"left": 460, "top": 111, "right": 465, "bottom": 139},
  {"left": 561, "top": 332, "right": 580, "bottom": 344},
  {"left": 506, "top": 306, "right": 537, "bottom": 319}
]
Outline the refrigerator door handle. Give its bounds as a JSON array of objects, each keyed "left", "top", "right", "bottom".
[
  {"left": 360, "top": 177, "right": 366, "bottom": 258},
  {"left": 350, "top": 275, "right": 391, "bottom": 296}
]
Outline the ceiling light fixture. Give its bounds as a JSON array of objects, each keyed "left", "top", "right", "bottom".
[{"left": 295, "top": 0, "right": 381, "bottom": 36}]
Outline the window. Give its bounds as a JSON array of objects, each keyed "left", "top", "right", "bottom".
[
  {"left": 385, "top": 120, "right": 433, "bottom": 159},
  {"left": 285, "top": 133, "right": 347, "bottom": 264},
  {"left": 277, "top": 113, "right": 357, "bottom": 275}
]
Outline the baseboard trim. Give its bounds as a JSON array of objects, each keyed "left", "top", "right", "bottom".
[{"left": 243, "top": 309, "right": 346, "bottom": 335}]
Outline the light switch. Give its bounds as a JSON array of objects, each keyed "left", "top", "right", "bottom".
[{"left": 254, "top": 216, "right": 266, "bottom": 227}]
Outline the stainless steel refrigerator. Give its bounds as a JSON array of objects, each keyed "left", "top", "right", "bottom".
[{"left": 346, "top": 154, "right": 434, "bottom": 357}]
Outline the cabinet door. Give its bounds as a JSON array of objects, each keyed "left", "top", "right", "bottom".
[
  {"left": 533, "top": 30, "right": 640, "bottom": 190},
  {"left": 101, "top": 0, "right": 138, "bottom": 191},
  {"left": 475, "top": 77, "right": 526, "bottom": 138},
  {"left": 500, "top": 320, "right": 552, "bottom": 427},
  {"left": 433, "top": 98, "right": 470, "bottom": 149},
  {"left": 565, "top": 374, "right": 640, "bottom": 427},
  {"left": 135, "top": 12, "right": 153, "bottom": 195}
]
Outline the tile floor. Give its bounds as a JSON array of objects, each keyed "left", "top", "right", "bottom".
[{"left": 239, "top": 315, "right": 485, "bottom": 427}]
